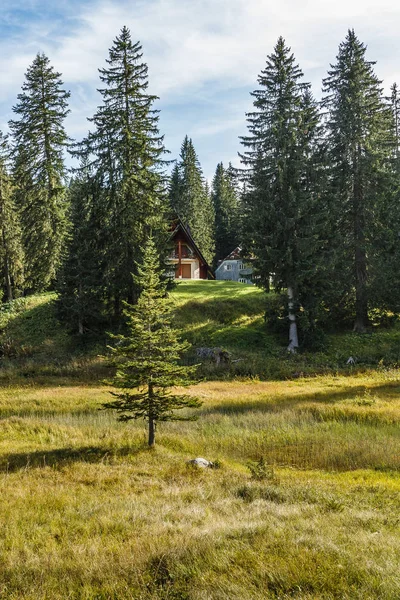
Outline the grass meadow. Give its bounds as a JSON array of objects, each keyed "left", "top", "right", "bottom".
[
  {"left": 0, "top": 282, "right": 399, "bottom": 598},
  {"left": 0, "top": 373, "right": 399, "bottom": 599}
]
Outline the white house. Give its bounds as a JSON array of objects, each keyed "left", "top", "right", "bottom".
[{"left": 215, "top": 247, "right": 254, "bottom": 284}]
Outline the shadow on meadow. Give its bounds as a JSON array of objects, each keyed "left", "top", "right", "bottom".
[
  {"left": 0, "top": 443, "right": 144, "bottom": 472},
  {"left": 199, "top": 381, "right": 400, "bottom": 420},
  {"left": 0, "top": 296, "right": 70, "bottom": 358}
]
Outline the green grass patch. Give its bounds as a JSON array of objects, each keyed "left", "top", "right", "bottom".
[{"left": 2, "top": 281, "right": 400, "bottom": 382}]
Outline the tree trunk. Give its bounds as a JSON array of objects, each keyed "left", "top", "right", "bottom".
[
  {"left": 353, "top": 144, "right": 368, "bottom": 333},
  {"left": 287, "top": 285, "right": 299, "bottom": 353},
  {"left": 0, "top": 178, "right": 12, "bottom": 302},
  {"left": 127, "top": 243, "right": 135, "bottom": 305},
  {"left": 78, "top": 280, "right": 84, "bottom": 335},
  {"left": 114, "top": 292, "right": 121, "bottom": 319},
  {"left": 353, "top": 245, "right": 368, "bottom": 332},
  {"left": 148, "top": 383, "right": 155, "bottom": 447},
  {"left": 3, "top": 248, "right": 13, "bottom": 302},
  {"left": 148, "top": 416, "right": 155, "bottom": 447}
]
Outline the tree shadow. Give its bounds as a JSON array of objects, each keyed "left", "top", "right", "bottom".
[
  {"left": 199, "top": 381, "right": 400, "bottom": 417},
  {"left": 0, "top": 443, "right": 145, "bottom": 473}
]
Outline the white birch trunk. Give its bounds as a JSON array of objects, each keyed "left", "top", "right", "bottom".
[{"left": 287, "top": 285, "right": 299, "bottom": 353}]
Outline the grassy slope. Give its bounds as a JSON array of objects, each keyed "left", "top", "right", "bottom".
[
  {"left": 2, "top": 281, "right": 400, "bottom": 380},
  {"left": 0, "top": 283, "right": 399, "bottom": 598},
  {"left": 173, "top": 281, "right": 400, "bottom": 378}
]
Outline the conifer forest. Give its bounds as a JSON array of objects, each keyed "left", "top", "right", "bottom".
[{"left": 1, "top": 26, "right": 399, "bottom": 345}]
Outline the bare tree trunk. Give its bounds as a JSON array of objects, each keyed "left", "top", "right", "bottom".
[{"left": 287, "top": 285, "right": 299, "bottom": 353}]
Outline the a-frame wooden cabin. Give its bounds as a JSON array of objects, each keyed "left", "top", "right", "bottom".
[{"left": 169, "top": 218, "right": 214, "bottom": 280}]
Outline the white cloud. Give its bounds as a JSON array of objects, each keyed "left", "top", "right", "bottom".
[
  {"left": 1, "top": 0, "right": 400, "bottom": 174},
  {"left": 48, "top": 0, "right": 400, "bottom": 105},
  {"left": 3, "top": 0, "right": 400, "bottom": 99}
]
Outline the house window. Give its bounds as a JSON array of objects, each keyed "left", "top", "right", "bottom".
[
  {"left": 225, "top": 264, "right": 232, "bottom": 271},
  {"left": 238, "top": 263, "right": 244, "bottom": 270},
  {"left": 172, "top": 243, "right": 195, "bottom": 259},
  {"left": 239, "top": 278, "right": 247, "bottom": 283}
]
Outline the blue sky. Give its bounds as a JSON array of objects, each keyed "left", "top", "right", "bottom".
[{"left": 1, "top": 0, "right": 400, "bottom": 179}]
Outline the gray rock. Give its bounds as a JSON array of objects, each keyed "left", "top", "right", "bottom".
[
  {"left": 196, "top": 347, "right": 230, "bottom": 365},
  {"left": 187, "top": 457, "right": 213, "bottom": 468}
]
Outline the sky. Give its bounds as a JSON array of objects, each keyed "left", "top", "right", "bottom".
[{"left": 1, "top": 0, "right": 400, "bottom": 180}]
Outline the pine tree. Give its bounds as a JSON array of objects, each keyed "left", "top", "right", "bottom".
[
  {"left": 0, "top": 133, "right": 24, "bottom": 300},
  {"left": 9, "top": 53, "right": 70, "bottom": 292},
  {"left": 322, "top": 30, "right": 395, "bottom": 332},
  {"left": 168, "top": 163, "right": 181, "bottom": 215},
  {"left": 169, "top": 136, "right": 215, "bottom": 264},
  {"left": 212, "top": 162, "right": 240, "bottom": 262},
  {"left": 240, "top": 37, "right": 325, "bottom": 351},
  {"left": 103, "top": 236, "right": 201, "bottom": 447},
  {"left": 57, "top": 162, "right": 107, "bottom": 333},
  {"left": 76, "top": 26, "right": 168, "bottom": 317},
  {"left": 389, "top": 83, "right": 400, "bottom": 170}
]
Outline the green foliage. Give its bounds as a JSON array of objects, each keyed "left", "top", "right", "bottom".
[
  {"left": 69, "top": 26, "right": 169, "bottom": 324},
  {"left": 247, "top": 457, "right": 278, "bottom": 482},
  {"left": 57, "top": 163, "right": 107, "bottom": 333},
  {"left": 9, "top": 53, "right": 70, "bottom": 292},
  {"left": 322, "top": 29, "right": 396, "bottom": 332},
  {"left": 104, "top": 236, "right": 201, "bottom": 445},
  {"left": 212, "top": 162, "right": 240, "bottom": 263},
  {"left": 240, "top": 37, "right": 328, "bottom": 348},
  {"left": 169, "top": 136, "right": 215, "bottom": 264},
  {"left": 0, "top": 132, "right": 24, "bottom": 300}
]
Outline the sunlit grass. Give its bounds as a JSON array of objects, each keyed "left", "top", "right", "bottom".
[{"left": 0, "top": 373, "right": 399, "bottom": 598}]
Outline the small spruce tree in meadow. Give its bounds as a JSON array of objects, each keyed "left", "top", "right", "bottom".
[{"left": 104, "top": 236, "right": 201, "bottom": 447}]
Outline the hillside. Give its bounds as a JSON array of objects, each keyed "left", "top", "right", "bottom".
[
  {"left": 1, "top": 281, "right": 400, "bottom": 381},
  {"left": 0, "top": 282, "right": 399, "bottom": 598}
]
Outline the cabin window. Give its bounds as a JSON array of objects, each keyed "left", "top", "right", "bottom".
[
  {"left": 239, "top": 278, "right": 247, "bottom": 283},
  {"left": 171, "top": 243, "right": 195, "bottom": 259},
  {"left": 225, "top": 264, "right": 232, "bottom": 271}
]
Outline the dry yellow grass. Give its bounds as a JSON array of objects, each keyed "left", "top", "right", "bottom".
[{"left": 0, "top": 372, "right": 399, "bottom": 598}]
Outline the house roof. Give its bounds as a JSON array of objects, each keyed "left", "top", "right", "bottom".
[
  {"left": 170, "top": 217, "right": 214, "bottom": 278},
  {"left": 220, "top": 246, "right": 242, "bottom": 261}
]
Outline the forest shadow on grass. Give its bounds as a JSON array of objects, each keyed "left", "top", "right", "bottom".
[
  {"left": 0, "top": 443, "right": 145, "bottom": 473},
  {"left": 199, "top": 381, "right": 400, "bottom": 417}
]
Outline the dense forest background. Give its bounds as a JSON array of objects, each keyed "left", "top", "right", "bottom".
[{"left": 1, "top": 26, "right": 400, "bottom": 348}]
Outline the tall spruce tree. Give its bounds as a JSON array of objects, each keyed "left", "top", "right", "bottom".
[
  {"left": 0, "top": 133, "right": 24, "bottom": 301},
  {"left": 240, "top": 37, "right": 325, "bottom": 351},
  {"left": 57, "top": 161, "right": 107, "bottom": 333},
  {"left": 9, "top": 53, "right": 70, "bottom": 292},
  {"left": 78, "top": 27, "right": 168, "bottom": 317},
  {"left": 169, "top": 136, "right": 215, "bottom": 264},
  {"left": 212, "top": 162, "right": 239, "bottom": 262},
  {"left": 104, "top": 236, "right": 201, "bottom": 447},
  {"left": 389, "top": 83, "right": 400, "bottom": 170},
  {"left": 322, "top": 30, "right": 395, "bottom": 332}
]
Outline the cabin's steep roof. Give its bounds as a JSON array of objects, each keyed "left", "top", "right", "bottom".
[{"left": 170, "top": 217, "right": 214, "bottom": 278}]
